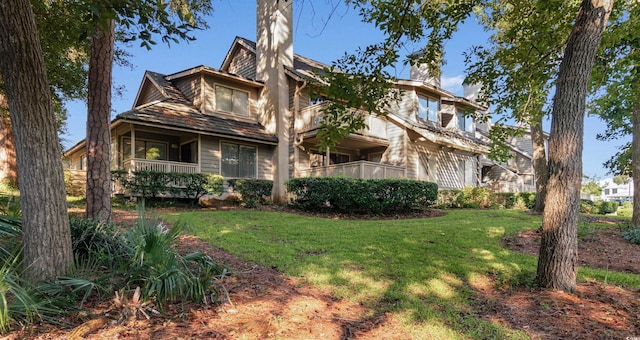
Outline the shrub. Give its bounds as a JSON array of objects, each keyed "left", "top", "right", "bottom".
[
  {"left": 594, "top": 201, "right": 618, "bottom": 215},
  {"left": 228, "top": 179, "right": 273, "bottom": 208},
  {"left": 580, "top": 199, "right": 595, "bottom": 214},
  {"left": 622, "top": 228, "right": 640, "bottom": 245},
  {"left": 513, "top": 192, "right": 536, "bottom": 210},
  {"left": 112, "top": 171, "right": 226, "bottom": 203},
  {"left": 286, "top": 177, "right": 437, "bottom": 213}
]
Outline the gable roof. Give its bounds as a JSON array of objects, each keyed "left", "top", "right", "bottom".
[{"left": 220, "top": 36, "right": 331, "bottom": 82}]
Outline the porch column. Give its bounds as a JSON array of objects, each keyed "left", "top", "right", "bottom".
[
  {"left": 130, "top": 124, "right": 135, "bottom": 172},
  {"left": 197, "top": 134, "right": 202, "bottom": 173},
  {"left": 325, "top": 147, "right": 330, "bottom": 176}
]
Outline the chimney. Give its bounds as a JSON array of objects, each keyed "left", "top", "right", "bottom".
[
  {"left": 256, "top": 0, "right": 293, "bottom": 203},
  {"left": 463, "top": 82, "right": 483, "bottom": 102},
  {"left": 409, "top": 50, "right": 441, "bottom": 87}
]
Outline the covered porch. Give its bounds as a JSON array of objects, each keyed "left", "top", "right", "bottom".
[
  {"left": 114, "top": 123, "right": 201, "bottom": 174},
  {"left": 297, "top": 160, "right": 406, "bottom": 179}
]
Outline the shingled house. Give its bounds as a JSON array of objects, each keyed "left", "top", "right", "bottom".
[{"left": 64, "top": 0, "right": 539, "bottom": 201}]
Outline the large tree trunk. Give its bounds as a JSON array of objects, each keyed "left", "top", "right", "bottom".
[
  {"left": 85, "top": 20, "right": 114, "bottom": 222},
  {"left": 537, "top": 0, "right": 613, "bottom": 292},
  {"left": 0, "top": 92, "right": 18, "bottom": 188},
  {"left": 0, "top": 0, "right": 73, "bottom": 280},
  {"left": 531, "top": 118, "right": 548, "bottom": 213}
]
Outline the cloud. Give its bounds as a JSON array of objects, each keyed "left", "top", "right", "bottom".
[{"left": 440, "top": 75, "right": 465, "bottom": 95}]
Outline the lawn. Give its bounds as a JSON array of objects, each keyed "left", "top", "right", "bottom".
[{"left": 161, "top": 209, "right": 639, "bottom": 338}]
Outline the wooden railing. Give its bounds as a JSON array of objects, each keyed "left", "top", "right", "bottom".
[
  {"left": 124, "top": 159, "right": 199, "bottom": 173},
  {"left": 297, "top": 103, "right": 387, "bottom": 139},
  {"left": 297, "top": 160, "right": 405, "bottom": 179}
]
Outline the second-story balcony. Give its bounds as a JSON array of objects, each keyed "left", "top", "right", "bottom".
[
  {"left": 297, "top": 160, "right": 406, "bottom": 180},
  {"left": 297, "top": 102, "right": 388, "bottom": 139}
]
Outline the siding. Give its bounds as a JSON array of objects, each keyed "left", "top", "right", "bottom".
[
  {"left": 138, "top": 80, "right": 165, "bottom": 104},
  {"left": 392, "top": 88, "right": 416, "bottom": 121},
  {"left": 258, "top": 144, "right": 274, "bottom": 180},
  {"left": 200, "top": 135, "right": 220, "bottom": 174},
  {"left": 173, "top": 74, "right": 201, "bottom": 108},
  {"left": 510, "top": 135, "right": 534, "bottom": 155},
  {"left": 227, "top": 47, "right": 257, "bottom": 79},
  {"left": 384, "top": 121, "right": 406, "bottom": 167}
]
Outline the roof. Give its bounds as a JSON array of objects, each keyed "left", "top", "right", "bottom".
[{"left": 116, "top": 98, "right": 278, "bottom": 144}]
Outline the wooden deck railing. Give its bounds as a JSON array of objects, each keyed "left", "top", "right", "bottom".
[
  {"left": 124, "top": 159, "right": 199, "bottom": 173},
  {"left": 297, "top": 161, "right": 406, "bottom": 179}
]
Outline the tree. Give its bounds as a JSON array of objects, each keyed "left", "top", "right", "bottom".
[
  {"left": 0, "top": 0, "right": 88, "bottom": 188},
  {"left": 537, "top": 0, "right": 613, "bottom": 292},
  {"left": 590, "top": 1, "right": 639, "bottom": 225},
  {"left": 581, "top": 176, "right": 603, "bottom": 196},
  {"left": 465, "top": 0, "right": 582, "bottom": 213},
  {"left": 86, "top": 19, "right": 115, "bottom": 222},
  {"left": 78, "top": 0, "right": 213, "bottom": 221},
  {"left": 0, "top": 0, "right": 73, "bottom": 280},
  {"left": 321, "top": 0, "right": 614, "bottom": 292}
]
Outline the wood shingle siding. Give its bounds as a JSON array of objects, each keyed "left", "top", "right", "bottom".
[
  {"left": 227, "top": 47, "right": 257, "bottom": 79},
  {"left": 258, "top": 144, "right": 274, "bottom": 180},
  {"left": 138, "top": 80, "right": 165, "bottom": 104},
  {"left": 173, "top": 75, "right": 201, "bottom": 108},
  {"left": 200, "top": 136, "right": 220, "bottom": 174}
]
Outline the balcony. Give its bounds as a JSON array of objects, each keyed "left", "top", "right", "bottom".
[
  {"left": 297, "top": 103, "right": 387, "bottom": 139},
  {"left": 297, "top": 160, "right": 406, "bottom": 180}
]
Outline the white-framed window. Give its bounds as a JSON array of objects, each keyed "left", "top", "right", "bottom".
[
  {"left": 221, "top": 142, "right": 256, "bottom": 178},
  {"left": 215, "top": 85, "right": 249, "bottom": 116},
  {"left": 418, "top": 95, "right": 439, "bottom": 122},
  {"left": 122, "top": 137, "right": 168, "bottom": 161},
  {"left": 457, "top": 109, "right": 474, "bottom": 133}
]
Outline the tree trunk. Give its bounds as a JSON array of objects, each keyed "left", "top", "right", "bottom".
[
  {"left": 530, "top": 118, "right": 548, "bottom": 213},
  {"left": 0, "top": 0, "right": 73, "bottom": 280},
  {"left": 537, "top": 0, "right": 613, "bottom": 292},
  {"left": 0, "top": 92, "right": 18, "bottom": 188},
  {"left": 85, "top": 20, "right": 114, "bottom": 222},
  {"left": 632, "top": 57, "right": 640, "bottom": 227}
]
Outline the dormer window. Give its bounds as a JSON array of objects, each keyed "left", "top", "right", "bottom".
[
  {"left": 418, "top": 95, "right": 439, "bottom": 123},
  {"left": 216, "top": 85, "right": 249, "bottom": 116},
  {"left": 457, "top": 109, "right": 474, "bottom": 133}
]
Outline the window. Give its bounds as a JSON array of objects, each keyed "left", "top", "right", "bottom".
[
  {"left": 221, "top": 142, "right": 256, "bottom": 178},
  {"left": 612, "top": 188, "right": 618, "bottom": 194},
  {"left": 418, "top": 95, "right": 439, "bottom": 122},
  {"left": 457, "top": 110, "right": 474, "bottom": 133},
  {"left": 122, "top": 138, "right": 167, "bottom": 161},
  {"left": 216, "top": 85, "right": 248, "bottom": 116},
  {"left": 604, "top": 189, "right": 610, "bottom": 195}
]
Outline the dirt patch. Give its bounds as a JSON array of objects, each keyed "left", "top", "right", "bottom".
[{"left": 6, "top": 209, "right": 640, "bottom": 339}]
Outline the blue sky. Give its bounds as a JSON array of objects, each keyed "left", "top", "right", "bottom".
[{"left": 61, "top": 0, "right": 628, "bottom": 179}]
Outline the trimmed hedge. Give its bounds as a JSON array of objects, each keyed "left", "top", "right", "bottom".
[
  {"left": 112, "top": 170, "right": 223, "bottom": 204},
  {"left": 285, "top": 177, "right": 438, "bottom": 213},
  {"left": 579, "top": 199, "right": 619, "bottom": 215},
  {"left": 227, "top": 179, "right": 273, "bottom": 208},
  {"left": 437, "top": 187, "right": 536, "bottom": 210}
]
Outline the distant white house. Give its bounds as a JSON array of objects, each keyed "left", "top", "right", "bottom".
[{"left": 599, "top": 178, "right": 633, "bottom": 202}]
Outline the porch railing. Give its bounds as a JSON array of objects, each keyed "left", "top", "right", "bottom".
[
  {"left": 297, "top": 160, "right": 406, "bottom": 180},
  {"left": 124, "top": 159, "right": 199, "bottom": 173}
]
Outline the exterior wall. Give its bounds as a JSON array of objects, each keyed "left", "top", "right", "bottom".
[
  {"left": 173, "top": 74, "right": 202, "bottom": 108},
  {"left": 410, "top": 140, "right": 476, "bottom": 189},
  {"left": 391, "top": 86, "right": 416, "bottom": 121},
  {"left": 509, "top": 134, "right": 534, "bottom": 156},
  {"left": 201, "top": 75, "right": 260, "bottom": 119},
  {"left": 599, "top": 178, "right": 634, "bottom": 201},
  {"left": 227, "top": 46, "right": 257, "bottom": 79},
  {"left": 138, "top": 79, "right": 165, "bottom": 104},
  {"left": 258, "top": 144, "right": 274, "bottom": 180},
  {"left": 200, "top": 135, "right": 220, "bottom": 174}
]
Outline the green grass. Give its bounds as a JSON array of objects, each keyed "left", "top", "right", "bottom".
[{"left": 160, "top": 209, "right": 635, "bottom": 338}]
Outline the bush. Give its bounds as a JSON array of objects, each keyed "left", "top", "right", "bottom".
[
  {"left": 594, "top": 201, "right": 618, "bottom": 215},
  {"left": 513, "top": 192, "right": 536, "bottom": 210},
  {"left": 580, "top": 199, "right": 595, "bottom": 214},
  {"left": 228, "top": 179, "right": 273, "bottom": 208},
  {"left": 112, "top": 170, "right": 225, "bottom": 203},
  {"left": 436, "top": 189, "right": 465, "bottom": 209},
  {"left": 286, "top": 177, "right": 437, "bottom": 213},
  {"left": 622, "top": 228, "right": 640, "bottom": 244}
]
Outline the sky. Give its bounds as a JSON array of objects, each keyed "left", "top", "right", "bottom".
[{"left": 61, "top": 0, "right": 629, "bottom": 180}]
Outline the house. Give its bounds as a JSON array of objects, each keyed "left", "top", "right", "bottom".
[
  {"left": 64, "top": 0, "right": 539, "bottom": 202},
  {"left": 599, "top": 178, "right": 633, "bottom": 202}
]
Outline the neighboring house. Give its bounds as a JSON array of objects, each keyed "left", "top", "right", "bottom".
[
  {"left": 599, "top": 179, "right": 633, "bottom": 202},
  {"left": 64, "top": 0, "right": 539, "bottom": 201}
]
